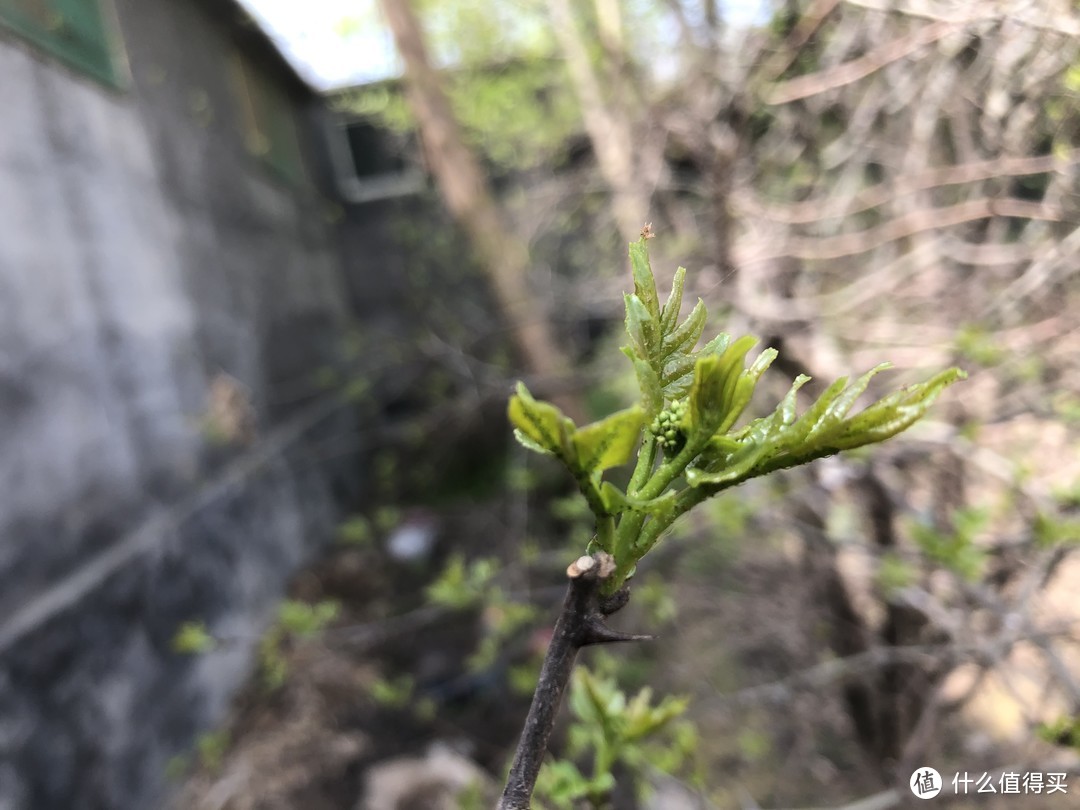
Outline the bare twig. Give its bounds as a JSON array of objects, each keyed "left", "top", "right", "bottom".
[
  {"left": 546, "top": 0, "right": 655, "bottom": 244},
  {"left": 734, "top": 151, "right": 1076, "bottom": 225},
  {"left": 842, "top": 0, "right": 1080, "bottom": 37},
  {"left": 766, "top": 20, "right": 960, "bottom": 105},
  {"left": 737, "top": 198, "right": 1066, "bottom": 264},
  {"left": 756, "top": 0, "right": 842, "bottom": 83}
]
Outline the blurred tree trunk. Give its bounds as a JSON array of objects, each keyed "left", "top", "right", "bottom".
[
  {"left": 546, "top": 0, "right": 658, "bottom": 245},
  {"left": 377, "top": 0, "right": 580, "bottom": 418}
]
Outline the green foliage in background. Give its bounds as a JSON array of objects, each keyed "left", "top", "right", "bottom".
[
  {"left": 1038, "top": 714, "right": 1080, "bottom": 751},
  {"left": 334, "top": 0, "right": 580, "bottom": 173},
  {"left": 334, "top": 0, "right": 690, "bottom": 175},
  {"left": 426, "top": 554, "right": 500, "bottom": 609},
  {"left": 533, "top": 666, "right": 698, "bottom": 808},
  {"left": 173, "top": 600, "right": 341, "bottom": 692},
  {"left": 368, "top": 673, "right": 417, "bottom": 710},
  {"left": 910, "top": 506, "right": 988, "bottom": 582},
  {"left": 1034, "top": 508, "right": 1080, "bottom": 547},
  {"left": 337, "top": 514, "right": 374, "bottom": 546},
  {"left": 195, "top": 729, "right": 231, "bottom": 774},
  {"left": 166, "top": 729, "right": 233, "bottom": 782},
  {"left": 509, "top": 234, "right": 965, "bottom": 593},
  {"left": 258, "top": 599, "right": 340, "bottom": 690},
  {"left": 425, "top": 554, "right": 540, "bottom": 673},
  {"left": 338, "top": 58, "right": 581, "bottom": 172},
  {"left": 277, "top": 599, "right": 341, "bottom": 637},
  {"left": 172, "top": 621, "right": 216, "bottom": 655}
]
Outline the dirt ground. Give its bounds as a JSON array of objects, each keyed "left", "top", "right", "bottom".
[{"left": 169, "top": 484, "right": 1079, "bottom": 810}]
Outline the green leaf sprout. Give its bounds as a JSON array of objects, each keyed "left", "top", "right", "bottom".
[{"left": 509, "top": 233, "right": 966, "bottom": 592}]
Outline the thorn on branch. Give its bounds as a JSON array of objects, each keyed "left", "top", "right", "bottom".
[
  {"left": 582, "top": 616, "right": 653, "bottom": 646},
  {"left": 564, "top": 553, "right": 647, "bottom": 644}
]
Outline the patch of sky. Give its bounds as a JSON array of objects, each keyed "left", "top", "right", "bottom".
[{"left": 238, "top": 0, "right": 770, "bottom": 92}]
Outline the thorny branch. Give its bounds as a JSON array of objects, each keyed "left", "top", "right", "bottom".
[{"left": 498, "top": 552, "right": 650, "bottom": 810}]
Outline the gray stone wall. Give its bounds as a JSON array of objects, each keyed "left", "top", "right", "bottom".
[{"left": 0, "top": 2, "right": 360, "bottom": 808}]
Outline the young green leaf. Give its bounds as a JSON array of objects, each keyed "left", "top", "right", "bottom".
[
  {"left": 534, "top": 759, "right": 594, "bottom": 806},
  {"left": 827, "top": 362, "right": 891, "bottom": 421},
  {"left": 660, "top": 332, "right": 732, "bottom": 401},
  {"left": 624, "top": 690, "right": 689, "bottom": 742},
  {"left": 660, "top": 298, "right": 707, "bottom": 360},
  {"left": 687, "top": 367, "right": 966, "bottom": 489},
  {"left": 716, "top": 348, "right": 778, "bottom": 435},
  {"left": 572, "top": 406, "right": 645, "bottom": 474},
  {"left": 629, "top": 237, "right": 661, "bottom": 320},
  {"left": 778, "top": 373, "right": 812, "bottom": 424},
  {"left": 622, "top": 346, "right": 664, "bottom": 416},
  {"left": 507, "top": 233, "right": 964, "bottom": 601},
  {"left": 659, "top": 266, "right": 687, "bottom": 334},
  {"left": 577, "top": 667, "right": 626, "bottom": 733},
  {"left": 687, "top": 335, "right": 758, "bottom": 436},
  {"left": 513, "top": 428, "right": 553, "bottom": 455},
  {"left": 830, "top": 367, "right": 965, "bottom": 448},
  {"left": 660, "top": 353, "right": 698, "bottom": 394},
  {"left": 624, "top": 293, "right": 661, "bottom": 358},
  {"left": 508, "top": 382, "right": 574, "bottom": 457},
  {"left": 788, "top": 375, "right": 849, "bottom": 441}
]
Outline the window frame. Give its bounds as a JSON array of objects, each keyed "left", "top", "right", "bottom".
[{"left": 325, "top": 113, "right": 427, "bottom": 204}]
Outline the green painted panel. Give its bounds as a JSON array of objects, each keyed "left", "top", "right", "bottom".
[{"left": 0, "top": 0, "right": 119, "bottom": 88}]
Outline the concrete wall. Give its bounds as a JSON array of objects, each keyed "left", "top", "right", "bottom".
[{"left": 0, "top": 2, "right": 361, "bottom": 807}]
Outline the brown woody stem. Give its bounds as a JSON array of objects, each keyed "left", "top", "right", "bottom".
[{"left": 498, "top": 552, "right": 650, "bottom": 810}]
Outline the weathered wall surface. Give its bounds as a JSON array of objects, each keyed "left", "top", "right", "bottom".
[{"left": 0, "top": 2, "right": 360, "bottom": 808}]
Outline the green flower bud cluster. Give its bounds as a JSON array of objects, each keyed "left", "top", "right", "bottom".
[{"left": 649, "top": 398, "right": 688, "bottom": 454}]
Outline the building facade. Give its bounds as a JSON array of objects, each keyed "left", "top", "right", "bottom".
[{"left": 0, "top": 1, "right": 367, "bottom": 807}]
